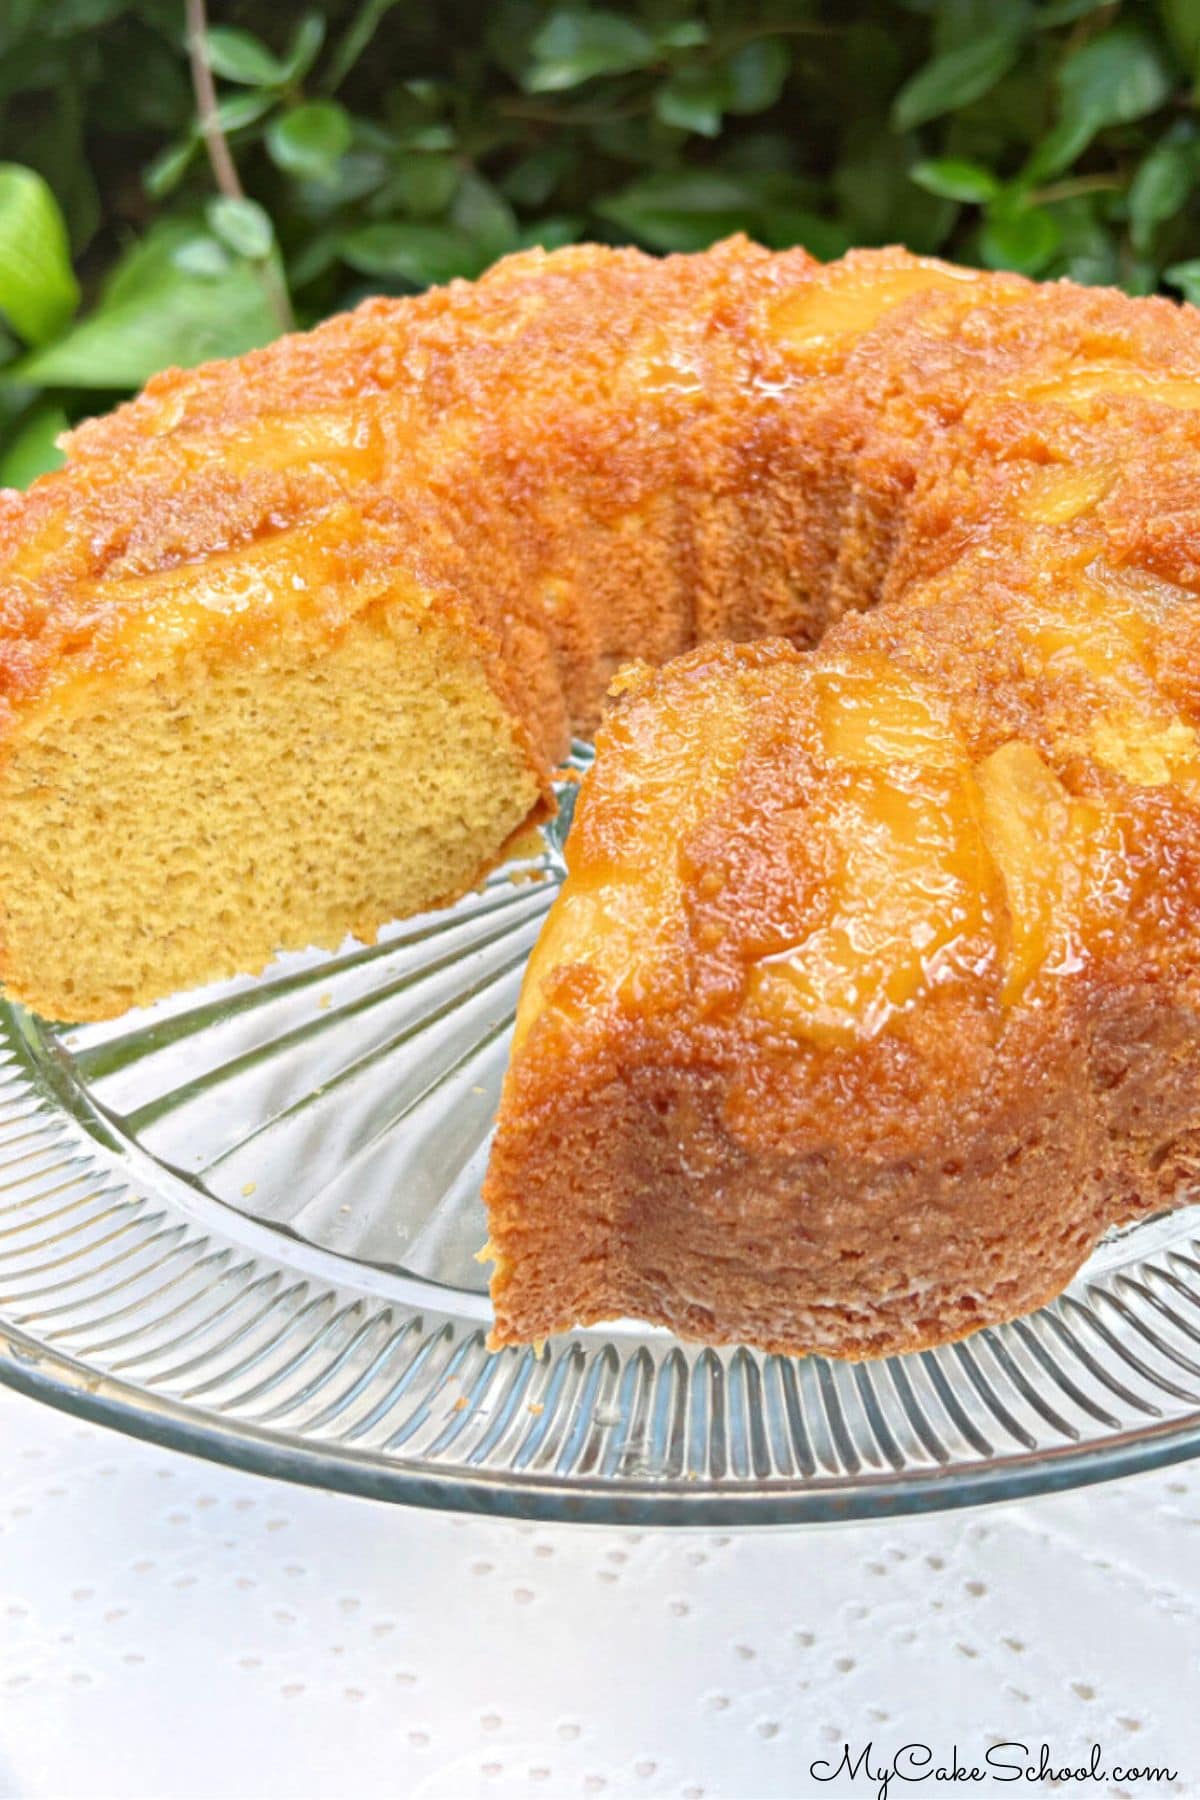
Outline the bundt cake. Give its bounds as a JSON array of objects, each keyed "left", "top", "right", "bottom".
[{"left": 4, "top": 237, "right": 1200, "bottom": 1357}]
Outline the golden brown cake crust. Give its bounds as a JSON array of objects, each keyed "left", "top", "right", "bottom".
[{"left": 0, "top": 237, "right": 812, "bottom": 749}]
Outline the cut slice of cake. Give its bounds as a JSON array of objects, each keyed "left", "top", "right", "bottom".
[
  {"left": 0, "top": 506, "right": 548, "bottom": 1021},
  {"left": 483, "top": 616, "right": 1200, "bottom": 1359}
]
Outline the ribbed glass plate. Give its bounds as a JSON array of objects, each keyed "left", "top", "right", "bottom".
[{"left": 4, "top": 743, "right": 1200, "bottom": 1523}]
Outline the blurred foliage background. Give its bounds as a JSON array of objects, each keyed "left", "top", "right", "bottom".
[{"left": 3, "top": 0, "right": 1200, "bottom": 484}]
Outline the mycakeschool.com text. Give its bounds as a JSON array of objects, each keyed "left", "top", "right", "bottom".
[{"left": 807, "top": 1740, "right": 1178, "bottom": 1797}]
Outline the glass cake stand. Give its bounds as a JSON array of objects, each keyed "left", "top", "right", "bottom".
[{"left": 3, "top": 745, "right": 1200, "bottom": 1525}]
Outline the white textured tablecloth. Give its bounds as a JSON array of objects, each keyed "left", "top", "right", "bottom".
[{"left": 0, "top": 1384, "right": 1195, "bottom": 1799}]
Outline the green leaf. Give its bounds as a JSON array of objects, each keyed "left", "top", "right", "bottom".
[
  {"left": 485, "top": 0, "right": 543, "bottom": 83},
  {"left": 143, "top": 137, "right": 198, "bottom": 200},
  {"left": 382, "top": 153, "right": 460, "bottom": 217},
  {"left": 1160, "top": 0, "right": 1200, "bottom": 78},
  {"left": 980, "top": 204, "right": 1062, "bottom": 274},
  {"left": 17, "top": 222, "right": 279, "bottom": 388},
  {"left": 526, "top": 10, "right": 656, "bottom": 92},
  {"left": 1058, "top": 27, "right": 1173, "bottom": 132},
  {"left": 597, "top": 172, "right": 758, "bottom": 252},
  {"left": 723, "top": 39, "right": 790, "bottom": 115},
  {"left": 0, "top": 401, "right": 68, "bottom": 488},
  {"left": 279, "top": 12, "right": 325, "bottom": 84},
  {"left": 1023, "top": 109, "right": 1102, "bottom": 185},
  {"left": 648, "top": 48, "right": 784, "bottom": 140},
  {"left": 286, "top": 228, "right": 343, "bottom": 288},
  {"left": 1049, "top": 195, "right": 1120, "bottom": 287},
  {"left": 910, "top": 157, "right": 1000, "bottom": 202},
  {"left": 327, "top": 0, "right": 403, "bottom": 90},
  {"left": 1062, "top": 241, "right": 1119, "bottom": 286},
  {"left": 27, "top": 85, "right": 102, "bottom": 252},
  {"left": 891, "top": 29, "right": 1022, "bottom": 132},
  {"left": 296, "top": 150, "right": 382, "bottom": 217},
  {"left": 1125, "top": 258, "right": 1160, "bottom": 297},
  {"left": 502, "top": 144, "right": 575, "bottom": 209},
  {"left": 1036, "top": 0, "right": 1110, "bottom": 23},
  {"left": 760, "top": 209, "right": 853, "bottom": 261},
  {"left": 28, "top": 0, "right": 124, "bottom": 31},
  {"left": 451, "top": 172, "right": 519, "bottom": 261},
  {"left": 206, "top": 196, "right": 275, "bottom": 262},
  {"left": 721, "top": 131, "right": 805, "bottom": 177},
  {"left": 834, "top": 127, "right": 957, "bottom": 253},
  {"left": 170, "top": 234, "right": 232, "bottom": 278},
  {"left": 141, "top": 95, "right": 277, "bottom": 204},
  {"left": 655, "top": 68, "right": 726, "bottom": 138},
  {"left": 0, "top": 0, "right": 43, "bottom": 46},
  {"left": 398, "top": 124, "right": 456, "bottom": 153},
  {"left": 215, "top": 92, "right": 279, "bottom": 134},
  {"left": 1166, "top": 257, "right": 1200, "bottom": 304},
  {"left": 656, "top": 19, "right": 708, "bottom": 50},
  {"left": 932, "top": 0, "right": 1030, "bottom": 52},
  {"left": 589, "top": 114, "right": 665, "bottom": 165},
  {"left": 339, "top": 221, "right": 483, "bottom": 285},
  {"left": 401, "top": 79, "right": 444, "bottom": 109},
  {"left": 203, "top": 26, "right": 287, "bottom": 88},
  {"left": 267, "top": 101, "right": 353, "bottom": 181},
  {"left": 1128, "top": 141, "right": 1198, "bottom": 252},
  {"left": 0, "top": 163, "right": 79, "bottom": 346}
]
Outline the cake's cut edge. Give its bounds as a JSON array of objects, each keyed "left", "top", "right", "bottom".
[{"left": 0, "top": 510, "right": 551, "bottom": 1023}]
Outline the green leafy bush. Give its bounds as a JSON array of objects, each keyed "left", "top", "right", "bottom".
[{"left": 4, "top": 0, "right": 1200, "bottom": 485}]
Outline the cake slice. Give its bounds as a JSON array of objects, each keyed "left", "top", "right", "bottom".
[
  {"left": 0, "top": 505, "right": 547, "bottom": 1020},
  {"left": 484, "top": 594, "right": 1200, "bottom": 1358}
]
